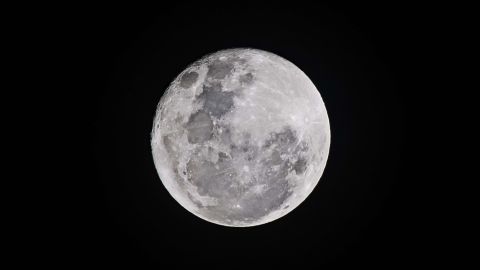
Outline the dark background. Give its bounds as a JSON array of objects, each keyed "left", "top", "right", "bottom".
[{"left": 52, "top": 2, "right": 438, "bottom": 268}]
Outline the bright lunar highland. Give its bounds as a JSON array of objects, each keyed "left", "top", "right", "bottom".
[{"left": 151, "top": 48, "right": 330, "bottom": 227}]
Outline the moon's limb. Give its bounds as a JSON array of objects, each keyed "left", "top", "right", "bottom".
[{"left": 151, "top": 48, "right": 330, "bottom": 227}]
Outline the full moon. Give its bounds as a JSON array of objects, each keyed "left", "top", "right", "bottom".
[{"left": 151, "top": 48, "right": 330, "bottom": 227}]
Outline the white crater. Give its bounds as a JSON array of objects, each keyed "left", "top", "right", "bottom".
[{"left": 151, "top": 48, "right": 330, "bottom": 227}]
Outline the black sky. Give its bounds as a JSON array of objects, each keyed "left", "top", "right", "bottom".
[{"left": 46, "top": 2, "right": 439, "bottom": 267}]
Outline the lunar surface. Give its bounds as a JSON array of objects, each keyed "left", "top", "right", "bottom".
[{"left": 151, "top": 48, "right": 330, "bottom": 227}]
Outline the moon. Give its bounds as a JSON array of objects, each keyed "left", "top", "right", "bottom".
[{"left": 151, "top": 48, "right": 330, "bottom": 227}]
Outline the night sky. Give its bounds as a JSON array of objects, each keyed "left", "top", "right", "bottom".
[{"left": 46, "top": 2, "right": 439, "bottom": 267}]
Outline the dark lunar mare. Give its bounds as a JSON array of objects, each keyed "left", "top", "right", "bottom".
[
  {"left": 196, "top": 55, "right": 254, "bottom": 119},
  {"left": 198, "top": 83, "right": 235, "bottom": 118},
  {"left": 179, "top": 71, "right": 199, "bottom": 88},
  {"left": 239, "top": 72, "right": 254, "bottom": 85},
  {"left": 185, "top": 110, "right": 213, "bottom": 144},
  {"left": 185, "top": 126, "right": 310, "bottom": 224},
  {"left": 206, "top": 60, "right": 234, "bottom": 80}
]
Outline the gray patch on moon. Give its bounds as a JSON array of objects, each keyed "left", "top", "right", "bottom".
[
  {"left": 216, "top": 125, "right": 234, "bottom": 148},
  {"left": 185, "top": 110, "right": 213, "bottom": 144},
  {"left": 260, "top": 127, "right": 310, "bottom": 180},
  {"left": 183, "top": 126, "right": 308, "bottom": 225},
  {"left": 239, "top": 72, "right": 254, "bottom": 85},
  {"left": 179, "top": 71, "right": 199, "bottom": 88},
  {"left": 293, "top": 157, "right": 308, "bottom": 175},
  {"left": 263, "top": 127, "right": 297, "bottom": 147},
  {"left": 207, "top": 59, "right": 234, "bottom": 80},
  {"left": 162, "top": 135, "right": 175, "bottom": 154},
  {"left": 198, "top": 83, "right": 235, "bottom": 118},
  {"left": 187, "top": 157, "right": 237, "bottom": 198},
  {"left": 218, "top": 151, "right": 229, "bottom": 162}
]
